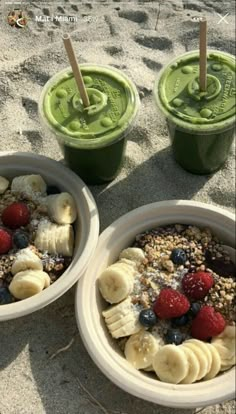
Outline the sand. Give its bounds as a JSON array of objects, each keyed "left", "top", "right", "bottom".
[{"left": 0, "top": 1, "right": 235, "bottom": 413}]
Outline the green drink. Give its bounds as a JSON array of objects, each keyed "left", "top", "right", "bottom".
[
  {"left": 39, "top": 65, "right": 140, "bottom": 184},
  {"left": 154, "top": 50, "right": 235, "bottom": 174}
]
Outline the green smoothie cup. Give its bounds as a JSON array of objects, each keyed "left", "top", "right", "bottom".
[
  {"left": 39, "top": 64, "right": 140, "bottom": 184},
  {"left": 154, "top": 50, "right": 236, "bottom": 174}
]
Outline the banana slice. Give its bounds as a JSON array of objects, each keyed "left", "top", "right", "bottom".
[
  {"left": 0, "top": 176, "right": 9, "bottom": 194},
  {"left": 55, "top": 224, "right": 74, "bottom": 256},
  {"left": 124, "top": 330, "right": 160, "bottom": 370},
  {"left": 182, "top": 342, "right": 209, "bottom": 380},
  {"left": 211, "top": 325, "right": 236, "bottom": 367},
  {"left": 11, "top": 247, "right": 43, "bottom": 275},
  {"left": 47, "top": 192, "right": 77, "bottom": 224},
  {"left": 11, "top": 175, "right": 47, "bottom": 197},
  {"left": 185, "top": 339, "right": 212, "bottom": 372},
  {"left": 102, "top": 297, "right": 142, "bottom": 338},
  {"left": 152, "top": 344, "right": 189, "bottom": 384},
  {"left": 204, "top": 344, "right": 221, "bottom": 380},
  {"left": 9, "top": 269, "right": 50, "bottom": 299},
  {"left": 35, "top": 221, "right": 74, "bottom": 256},
  {"left": 99, "top": 262, "right": 135, "bottom": 304},
  {"left": 119, "top": 248, "right": 145, "bottom": 265},
  {"left": 179, "top": 346, "right": 200, "bottom": 384},
  {"left": 143, "top": 365, "right": 155, "bottom": 372},
  {"left": 220, "top": 364, "right": 234, "bottom": 372}
]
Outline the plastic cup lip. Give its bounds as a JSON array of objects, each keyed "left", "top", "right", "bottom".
[
  {"left": 39, "top": 64, "right": 140, "bottom": 150},
  {"left": 154, "top": 49, "right": 236, "bottom": 134}
]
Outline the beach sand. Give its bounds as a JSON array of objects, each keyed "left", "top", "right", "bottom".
[{"left": 0, "top": 1, "right": 235, "bottom": 413}]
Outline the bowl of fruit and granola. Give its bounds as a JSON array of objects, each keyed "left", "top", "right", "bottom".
[
  {"left": 0, "top": 152, "right": 99, "bottom": 321},
  {"left": 75, "top": 200, "right": 235, "bottom": 408}
]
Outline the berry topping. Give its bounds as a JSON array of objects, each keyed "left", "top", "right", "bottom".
[
  {"left": 0, "top": 287, "right": 13, "bottom": 305},
  {"left": 0, "top": 228, "right": 12, "bottom": 254},
  {"left": 170, "top": 248, "right": 187, "bottom": 265},
  {"left": 171, "top": 313, "right": 189, "bottom": 327},
  {"left": 165, "top": 329, "right": 185, "bottom": 345},
  {"left": 139, "top": 309, "right": 157, "bottom": 327},
  {"left": 13, "top": 231, "right": 29, "bottom": 249},
  {"left": 189, "top": 302, "right": 201, "bottom": 316},
  {"left": 182, "top": 271, "right": 214, "bottom": 300},
  {"left": 47, "top": 185, "right": 60, "bottom": 195},
  {"left": 1, "top": 202, "right": 30, "bottom": 229},
  {"left": 154, "top": 288, "right": 190, "bottom": 319},
  {"left": 191, "top": 305, "right": 226, "bottom": 340}
]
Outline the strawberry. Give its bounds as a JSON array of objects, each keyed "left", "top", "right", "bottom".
[
  {"left": 0, "top": 228, "right": 12, "bottom": 254},
  {"left": 191, "top": 305, "right": 226, "bottom": 340},
  {"left": 182, "top": 271, "right": 214, "bottom": 300},
  {"left": 154, "top": 288, "right": 190, "bottom": 319},
  {"left": 1, "top": 202, "right": 30, "bottom": 229}
]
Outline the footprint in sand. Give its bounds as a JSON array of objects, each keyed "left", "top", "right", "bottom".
[
  {"left": 135, "top": 35, "right": 173, "bottom": 51},
  {"left": 137, "top": 85, "right": 152, "bottom": 100},
  {"left": 118, "top": 10, "right": 148, "bottom": 24},
  {"left": 209, "top": 39, "right": 235, "bottom": 55},
  {"left": 42, "top": 8, "right": 50, "bottom": 16},
  {"left": 71, "top": 5, "right": 79, "bottom": 12},
  {"left": 57, "top": 6, "right": 65, "bottom": 14},
  {"left": 143, "top": 58, "right": 162, "bottom": 71},
  {"left": 104, "top": 46, "right": 124, "bottom": 56},
  {"left": 22, "top": 98, "right": 38, "bottom": 118}
]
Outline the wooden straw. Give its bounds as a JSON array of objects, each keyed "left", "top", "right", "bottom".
[
  {"left": 62, "top": 33, "right": 90, "bottom": 107},
  {"left": 199, "top": 19, "right": 207, "bottom": 92}
]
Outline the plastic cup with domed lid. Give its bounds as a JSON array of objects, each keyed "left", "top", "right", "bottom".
[
  {"left": 154, "top": 50, "right": 236, "bottom": 174},
  {"left": 39, "top": 64, "right": 140, "bottom": 184}
]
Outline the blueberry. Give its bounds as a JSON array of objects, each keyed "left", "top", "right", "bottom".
[
  {"left": 13, "top": 231, "right": 29, "bottom": 249},
  {"left": 165, "top": 329, "right": 184, "bottom": 345},
  {"left": 171, "top": 314, "right": 189, "bottom": 327},
  {"left": 190, "top": 302, "right": 201, "bottom": 316},
  {"left": 170, "top": 248, "right": 187, "bottom": 265},
  {"left": 47, "top": 185, "right": 60, "bottom": 195},
  {"left": 139, "top": 309, "right": 157, "bottom": 328},
  {"left": 0, "top": 288, "right": 13, "bottom": 305}
]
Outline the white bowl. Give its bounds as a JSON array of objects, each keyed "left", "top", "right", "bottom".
[
  {"left": 75, "top": 200, "right": 235, "bottom": 409},
  {"left": 0, "top": 152, "right": 99, "bottom": 321}
]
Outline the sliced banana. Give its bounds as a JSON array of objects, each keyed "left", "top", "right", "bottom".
[
  {"left": 0, "top": 176, "right": 9, "bottom": 194},
  {"left": 102, "top": 297, "right": 142, "bottom": 338},
  {"left": 9, "top": 269, "right": 50, "bottom": 299},
  {"left": 143, "top": 365, "right": 155, "bottom": 372},
  {"left": 124, "top": 330, "right": 160, "bottom": 370},
  {"left": 34, "top": 221, "right": 74, "bottom": 256},
  {"left": 11, "top": 247, "right": 43, "bottom": 275},
  {"left": 179, "top": 346, "right": 200, "bottom": 384},
  {"left": 55, "top": 224, "right": 74, "bottom": 256},
  {"left": 99, "top": 262, "right": 135, "bottom": 304},
  {"left": 47, "top": 192, "right": 77, "bottom": 224},
  {"left": 204, "top": 344, "right": 221, "bottom": 380},
  {"left": 152, "top": 344, "right": 189, "bottom": 384},
  {"left": 211, "top": 325, "right": 236, "bottom": 367},
  {"left": 182, "top": 342, "right": 209, "bottom": 380},
  {"left": 11, "top": 175, "right": 47, "bottom": 197},
  {"left": 185, "top": 339, "right": 212, "bottom": 372},
  {"left": 119, "top": 247, "right": 145, "bottom": 265}
]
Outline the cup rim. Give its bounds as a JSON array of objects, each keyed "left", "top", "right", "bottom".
[
  {"left": 38, "top": 64, "right": 140, "bottom": 149},
  {"left": 153, "top": 49, "right": 236, "bottom": 134},
  {"left": 75, "top": 200, "right": 235, "bottom": 408},
  {"left": 0, "top": 151, "right": 100, "bottom": 321}
]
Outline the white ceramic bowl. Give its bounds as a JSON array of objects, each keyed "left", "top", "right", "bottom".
[
  {"left": 0, "top": 152, "right": 99, "bottom": 321},
  {"left": 75, "top": 201, "right": 235, "bottom": 409}
]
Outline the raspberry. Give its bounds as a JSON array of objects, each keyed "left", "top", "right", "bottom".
[
  {"left": 1, "top": 202, "right": 30, "bottom": 229},
  {"left": 0, "top": 228, "right": 12, "bottom": 254},
  {"left": 154, "top": 288, "right": 190, "bottom": 319},
  {"left": 191, "top": 305, "right": 226, "bottom": 340},
  {"left": 182, "top": 271, "right": 214, "bottom": 300}
]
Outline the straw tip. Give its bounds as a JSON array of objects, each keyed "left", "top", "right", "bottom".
[{"left": 62, "top": 33, "right": 70, "bottom": 40}]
